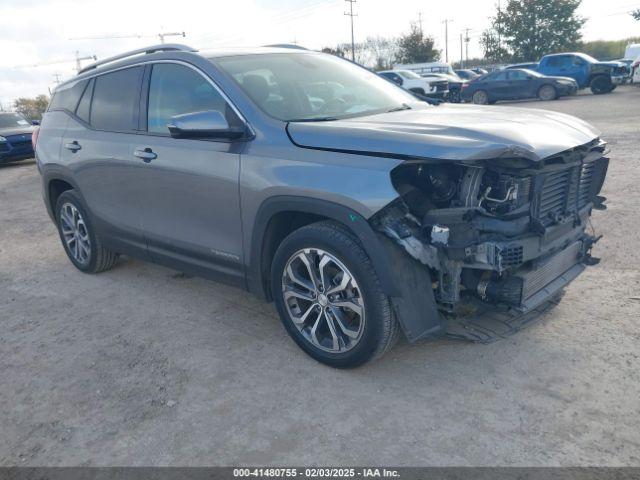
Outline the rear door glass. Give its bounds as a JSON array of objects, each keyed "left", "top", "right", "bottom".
[
  {"left": 75, "top": 78, "right": 94, "bottom": 123},
  {"left": 90, "top": 66, "right": 143, "bottom": 131}
]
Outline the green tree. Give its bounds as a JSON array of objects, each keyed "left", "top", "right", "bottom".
[
  {"left": 489, "top": 0, "right": 585, "bottom": 62},
  {"left": 396, "top": 23, "right": 440, "bottom": 64},
  {"left": 13, "top": 95, "right": 49, "bottom": 120},
  {"left": 632, "top": 9, "right": 640, "bottom": 20},
  {"left": 480, "top": 28, "right": 510, "bottom": 62}
]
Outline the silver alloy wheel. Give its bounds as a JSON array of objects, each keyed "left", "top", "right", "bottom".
[
  {"left": 539, "top": 85, "right": 556, "bottom": 101},
  {"left": 282, "top": 248, "right": 365, "bottom": 353},
  {"left": 59, "top": 203, "right": 91, "bottom": 265},
  {"left": 473, "top": 90, "right": 488, "bottom": 105}
]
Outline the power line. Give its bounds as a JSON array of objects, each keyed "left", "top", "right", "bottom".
[{"left": 344, "top": 0, "right": 357, "bottom": 62}]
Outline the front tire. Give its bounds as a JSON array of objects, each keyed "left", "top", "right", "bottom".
[
  {"left": 472, "top": 90, "right": 489, "bottom": 105},
  {"left": 590, "top": 75, "right": 613, "bottom": 94},
  {"left": 55, "top": 190, "right": 119, "bottom": 273},
  {"left": 271, "top": 221, "right": 398, "bottom": 368},
  {"left": 538, "top": 84, "right": 557, "bottom": 101}
]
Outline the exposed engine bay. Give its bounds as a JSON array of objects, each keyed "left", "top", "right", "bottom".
[{"left": 371, "top": 138, "right": 609, "bottom": 319}]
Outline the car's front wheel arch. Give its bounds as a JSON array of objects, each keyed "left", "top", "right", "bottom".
[{"left": 248, "top": 197, "right": 400, "bottom": 303}]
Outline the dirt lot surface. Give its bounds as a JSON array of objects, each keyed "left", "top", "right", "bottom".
[{"left": 1, "top": 86, "right": 639, "bottom": 467}]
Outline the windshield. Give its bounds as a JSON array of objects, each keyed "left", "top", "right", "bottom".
[
  {"left": 398, "top": 70, "right": 421, "bottom": 79},
  {"left": 214, "top": 53, "right": 417, "bottom": 122},
  {"left": 0, "top": 113, "right": 30, "bottom": 129}
]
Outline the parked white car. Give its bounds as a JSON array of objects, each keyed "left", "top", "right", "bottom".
[{"left": 378, "top": 70, "right": 447, "bottom": 99}]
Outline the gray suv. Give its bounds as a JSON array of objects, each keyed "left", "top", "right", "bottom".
[{"left": 35, "top": 44, "right": 609, "bottom": 368}]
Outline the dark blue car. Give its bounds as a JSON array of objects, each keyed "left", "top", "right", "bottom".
[
  {"left": 462, "top": 69, "right": 578, "bottom": 104},
  {"left": 0, "top": 112, "right": 36, "bottom": 164}
]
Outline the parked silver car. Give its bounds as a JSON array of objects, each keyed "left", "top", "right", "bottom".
[{"left": 35, "top": 44, "right": 609, "bottom": 367}]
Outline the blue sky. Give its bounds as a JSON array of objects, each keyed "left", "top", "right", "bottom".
[{"left": 1, "top": 0, "right": 638, "bottom": 108}]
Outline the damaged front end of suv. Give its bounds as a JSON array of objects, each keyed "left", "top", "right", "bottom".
[{"left": 370, "top": 137, "right": 608, "bottom": 341}]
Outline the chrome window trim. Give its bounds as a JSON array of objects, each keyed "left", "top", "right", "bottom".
[{"left": 54, "top": 59, "right": 254, "bottom": 137}]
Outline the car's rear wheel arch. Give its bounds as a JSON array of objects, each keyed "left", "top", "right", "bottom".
[
  {"left": 48, "top": 178, "right": 75, "bottom": 216},
  {"left": 249, "top": 197, "right": 400, "bottom": 302}
]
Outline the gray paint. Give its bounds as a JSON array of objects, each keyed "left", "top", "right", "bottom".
[{"left": 37, "top": 47, "right": 601, "bottom": 292}]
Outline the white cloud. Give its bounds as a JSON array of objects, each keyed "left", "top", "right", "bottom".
[{"left": 1, "top": 0, "right": 638, "bottom": 107}]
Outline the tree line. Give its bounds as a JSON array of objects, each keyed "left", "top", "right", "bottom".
[{"left": 10, "top": 0, "right": 640, "bottom": 118}]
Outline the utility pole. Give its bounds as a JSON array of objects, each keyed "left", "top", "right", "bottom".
[
  {"left": 75, "top": 51, "right": 97, "bottom": 72},
  {"left": 418, "top": 12, "right": 423, "bottom": 35},
  {"left": 497, "top": 0, "right": 502, "bottom": 52},
  {"left": 464, "top": 28, "right": 471, "bottom": 66},
  {"left": 344, "top": 0, "right": 357, "bottom": 62},
  {"left": 442, "top": 19, "right": 453, "bottom": 63},
  {"left": 52, "top": 73, "right": 62, "bottom": 84},
  {"left": 158, "top": 31, "right": 185, "bottom": 44},
  {"left": 460, "top": 33, "right": 464, "bottom": 69}
]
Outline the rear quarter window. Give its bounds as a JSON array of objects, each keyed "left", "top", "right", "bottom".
[
  {"left": 90, "top": 66, "right": 143, "bottom": 131},
  {"left": 49, "top": 80, "right": 88, "bottom": 112}
]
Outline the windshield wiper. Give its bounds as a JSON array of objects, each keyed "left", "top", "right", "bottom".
[
  {"left": 385, "top": 104, "right": 412, "bottom": 113},
  {"left": 286, "top": 116, "right": 339, "bottom": 122}
]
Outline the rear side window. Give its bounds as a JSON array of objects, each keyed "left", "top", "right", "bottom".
[
  {"left": 75, "top": 78, "right": 94, "bottom": 123},
  {"left": 49, "top": 80, "right": 88, "bottom": 112},
  {"left": 90, "top": 67, "right": 143, "bottom": 132}
]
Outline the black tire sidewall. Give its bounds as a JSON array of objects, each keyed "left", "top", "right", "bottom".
[
  {"left": 271, "top": 225, "right": 389, "bottom": 368},
  {"left": 590, "top": 76, "right": 611, "bottom": 94},
  {"left": 55, "top": 190, "right": 99, "bottom": 273}
]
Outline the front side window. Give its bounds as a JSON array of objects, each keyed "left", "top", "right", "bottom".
[
  {"left": 90, "top": 66, "right": 143, "bottom": 132},
  {"left": 507, "top": 70, "right": 527, "bottom": 80},
  {"left": 147, "top": 63, "right": 239, "bottom": 134},
  {"left": 214, "top": 53, "right": 417, "bottom": 122}
]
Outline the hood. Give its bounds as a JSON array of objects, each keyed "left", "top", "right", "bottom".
[
  {"left": 0, "top": 126, "right": 35, "bottom": 137},
  {"left": 286, "top": 104, "right": 600, "bottom": 162},
  {"left": 597, "top": 60, "right": 626, "bottom": 68}
]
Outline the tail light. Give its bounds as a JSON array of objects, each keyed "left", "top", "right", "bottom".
[{"left": 31, "top": 126, "right": 40, "bottom": 151}]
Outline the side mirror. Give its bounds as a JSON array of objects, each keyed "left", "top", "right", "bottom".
[
  {"left": 31, "top": 120, "right": 40, "bottom": 126},
  {"left": 167, "top": 110, "right": 247, "bottom": 140}
]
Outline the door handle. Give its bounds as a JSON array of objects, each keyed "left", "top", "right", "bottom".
[
  {"left": 65, "top": 141, "right": 81, "bottom": 152},
  {"left": 134, "top": 148, "right": 157, "bottom": 163}
]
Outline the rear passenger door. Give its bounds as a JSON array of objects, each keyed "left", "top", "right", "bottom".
[
  {"left": 61, "top": 66, "right": 148, "bottom": 256},
  {"left": 132, "top": 62, "right": 246, "bottom": 285}
]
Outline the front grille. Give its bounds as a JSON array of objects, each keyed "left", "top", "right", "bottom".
[
  {"left": 0, "top": 143, "right": 9, "bottom": 153},
  {"left": 535, "top": 155, "right": 607, "bottom": 227}
]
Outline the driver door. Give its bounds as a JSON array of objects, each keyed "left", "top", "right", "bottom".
[{"left": 132, "top": 62, "right": 247, "bottom": 285}]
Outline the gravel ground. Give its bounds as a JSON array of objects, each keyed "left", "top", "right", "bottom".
[{"left": 1, "top": 86, "right": 639, "bottom": 467}]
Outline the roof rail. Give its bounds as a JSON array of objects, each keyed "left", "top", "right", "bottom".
[
  {"left": 262, "top": 43, "right": 308, "bottom": 50},
  {"left": 78, "top": 43, "right": 197, "bottom": 75}
]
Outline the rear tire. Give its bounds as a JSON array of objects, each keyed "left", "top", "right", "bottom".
[
  {"left": 472, "top": 90, "right": 489, "bottom": 105},
  {"left": 55, "top": 190, "right": 119, "bottom": 273},
  {"left": 538, "top": 84, "right": 557, "bottom": 101},
  {"left": 271, "top": 221, "right": 399, "bottom": 368}
]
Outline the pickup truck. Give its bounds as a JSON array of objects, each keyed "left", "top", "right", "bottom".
[{"left": 537, "top": 53, "right": 628, "bottom": 94}]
